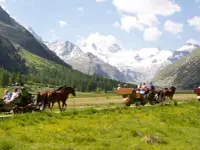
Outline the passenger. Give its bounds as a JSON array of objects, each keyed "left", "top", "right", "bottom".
[
  {"left": 117, "top": 84, "right": 121, "bottom": 90},
  {"left": 124, "top": 84, "right": 128, "bottom": 88},
  {"left": 3, "top": 90, "right": 12, "bottom": 102},
  {"left": 142, "top": 83, "right": 147, "bottom": 90},
  {"left": 137, "top": 83, "right": 142, "bottom": 90},
  {"left": 140, "top": 83, "right": 148, "bottom": 95},
  {"left": 4, "top": 88, "right": 19, "bottom": 104},
  {"left": 148, "top": 82, "right": 155, "bottom": 90}
]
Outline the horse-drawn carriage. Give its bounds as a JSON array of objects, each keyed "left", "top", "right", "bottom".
[
  {"left": 194, "top": 87, "right": 200, "bottom": 101},
  {"left": 117, "top": 86, "right": 176, "bottom": 106},
  {"left": 116, "top": 88, "right": 158, "bottom": 106},
  {"left": 0, "top": 86, "right": 43, "bottom": 114},
  {"left": 0, "top": 85, "right": 76, "bottom": 114}
]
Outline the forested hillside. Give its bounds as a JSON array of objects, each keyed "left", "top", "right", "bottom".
[
  {"left": 0, "top": 67, "right": 135, "bottom": 92},
  {"left": 153, "top": 48, "right": 200, "bottom": 89}
]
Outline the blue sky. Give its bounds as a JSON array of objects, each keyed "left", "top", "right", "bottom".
[{"left": 0, "top": 0, "right": 200, "bottom": 50}]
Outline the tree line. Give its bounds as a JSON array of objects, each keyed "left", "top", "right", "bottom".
[{"left": 0, "top": 67, "right": 136, "bottom": 92}]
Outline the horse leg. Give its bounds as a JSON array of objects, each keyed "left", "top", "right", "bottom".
[
  {"left": 52, "top": 102, "right": 55, "bottom": 110},
  {"left": 63, "top": 102, "right": 67, "bottom": 111},
  {"left": 49, "top": 102, "right": 55, "bottom": 111},
  {"left": 58, "top": 101, "right": 62, "bottom": 111},
  {"left": 61, "top": 101, "right": 65, "bottom": 111},
  {"left": 48, "top": 102, "right": 52, "bottom": 110}
]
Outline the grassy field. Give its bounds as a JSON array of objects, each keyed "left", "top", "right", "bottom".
[
  {"left": 0, "top": 86, "right": 199, "bottom": 149},
  {"left": 0, "top": 100, "right": 200, "bottom": 150}
]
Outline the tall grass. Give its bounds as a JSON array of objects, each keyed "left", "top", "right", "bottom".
[{"left": 0, "top": 101, "right": 200, "bottom": 150}]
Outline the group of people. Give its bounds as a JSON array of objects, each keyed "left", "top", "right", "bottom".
[
  {"left": 117, "top": 82, "right": 155, "bottom": 95},
  {"left": 3, "top": 88, "right": 20, "bottom": 104},
  {"left": 136, "top": 82, "right": 155, "bottom": 95}
]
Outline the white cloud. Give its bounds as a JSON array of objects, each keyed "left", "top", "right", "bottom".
[
  {"left": 164, "top": 20, "right": 183, "bottom": 34},
  {"left": 120, "top": 15, "right": 144, "bottom": 32},
  {"left": 143, "top": 27, "right": 162, "bottom": 41},
  {"left": 137, "top": 13, "right": 159, "bottom": 27},
  {"left": 96, "top": 0, "right": 106, "bottom": 2},
  {"left": 0, "top": 0, "right": 7, "bottom": 2},
  {"left": 186, "top": 39, "right": 200, "bottom": 45},
  {"left": 58, "top": 20, "right": 67, "bottom": 28},
  {"left": 77, "top": 32, "right": 122, "bottom": 48},
  {"left": 113, "top": 0, "right": 181, "bottom": 16},
  {"left": 113, "top": 21, "right": 120, "bottom": 27},
  {"left": 77, "top": 7, "right": 84, "bottom": 12},
  {"left": 112, "top": 0, "right": 180, "bottom": 33},
  {"left": 117, "top": 14, "right": 160, "bottom": 33},
  {"left": 187, "top": 16, "right": 200, "bottom": 31}
]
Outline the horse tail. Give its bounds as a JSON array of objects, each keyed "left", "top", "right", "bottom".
[{"left": 36, "top": 92, "right": 41, "bottom": 100}]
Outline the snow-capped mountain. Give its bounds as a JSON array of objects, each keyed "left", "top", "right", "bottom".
[
  {"left": 177, "top": 42, "right": 200, "bottom": 52},
  {"left": 46, "top": 40, "right": 199, "bottom": 83},
  {"left": 46, "top": 41, "right": 135, "bottom": 82},
  {"left": 47, "top": 41, "right": 84, "bottom": 61},
  {"left": 168, "top": 42, "right": 199, "bottom": 62}
]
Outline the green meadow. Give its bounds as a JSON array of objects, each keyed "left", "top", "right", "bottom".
[{"left": 0, "top": 99, "right": 200, "bottom": 150}]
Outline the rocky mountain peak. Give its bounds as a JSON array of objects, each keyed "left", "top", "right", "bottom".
[
  {"left": 184, "top": 42, "right": 200, "bottom": 48},
  {"left": 0, "top": 6, "right": 17, "bottom": 27},
  {"left": 108, "top": 44, "right": 122, "bottom": 53}
]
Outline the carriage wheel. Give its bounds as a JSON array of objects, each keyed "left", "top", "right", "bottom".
[
  {"left": 149, "top": 100, "right": 156, "bottom": 105},
  {"left": 140, "top": 100, "right": 147, "bottom": 106},
  {"left": 13, "top": 107, "right": 23, "bottom": 114},
  {"left": 135, "top": 102, "right": 141, "bottom": 106},
  {"left": 125, "top": 103, "right": 131, "bottom": 107}
]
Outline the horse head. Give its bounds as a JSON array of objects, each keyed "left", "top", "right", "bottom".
[
  {"left": 169, "top": 86, "right": 176, "bottom": 94},
  {"left": 62, "top": 87, "right": 76, "bottom": 97}
]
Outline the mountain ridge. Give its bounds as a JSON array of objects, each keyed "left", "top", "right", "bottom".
[
  {"left": 153, "top": 48, "right": 200, "bottom": 89},
  {"left": 46, "top": 38, "right": 199, "bottom": 83},
  {"left": 0, "top": 6, "right": 71, "bottom": 69}
]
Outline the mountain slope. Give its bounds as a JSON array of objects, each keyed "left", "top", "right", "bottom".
[
  {"left": 0, "top": 6, "right": 71, "bottom": 68},
  {"left": 153, "top": 48, "right": 200, "bottom": 89},
  {"left": 47, "top": 41, "right": 133, "bottom": 82},
  {"left": 68, "top": 52, "right": 128, "bottom": 81},
  {"left": 0, "top": 35, "right": 27, "bottom": 72},
  {"left": 27, "top": 26, "right": 43, "bottom": 42}
]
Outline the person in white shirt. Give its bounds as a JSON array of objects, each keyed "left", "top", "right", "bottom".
[
  {"left": 4, "top": 88, "right": 19, "bottom": 104},
  {"left": 117, "top": 84, "right": 121, "bottom": 90}
]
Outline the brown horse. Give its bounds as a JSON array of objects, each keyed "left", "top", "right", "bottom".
[
  {"left": 36, "top": 86, "right": 76, "bottom": 111},
  {"left": 163, "top": 86, "right": 176, "bottom": 100},
  {"left": 46, "top": 86, "right": 76, "bottom": 111},
  {"left": 154, "top": 86, "right": 176, "bottom": 104}
]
